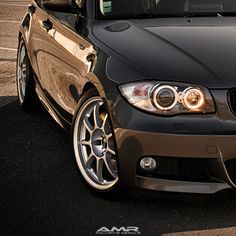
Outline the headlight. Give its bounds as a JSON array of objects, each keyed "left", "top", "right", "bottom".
[
  {"left": 152, "top": 85, "right": 178, "bottom": 111},
  {"left": 182, "top": 87, "right": 204, "bottom": 110},
  {"left": 119, "top": 82, "right": 215, "bottom": 115}
]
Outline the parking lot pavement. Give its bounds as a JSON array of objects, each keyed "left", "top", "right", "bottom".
[
  {"left": 2, "top": 100, "right": 236, "bottom": 236},
  {"left": 0, "top": 0, "right": 28, "bottom": 107},
  {"left": 1, "top": 1, "right": 236, "bottom": 236}
]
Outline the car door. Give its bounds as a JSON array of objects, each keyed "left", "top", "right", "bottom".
[
  {"left": 27, "top": 0, "right": 47, "bottom": 84},
  {"left": 41, "top": 4, "right": 95, "bottom": 123}
]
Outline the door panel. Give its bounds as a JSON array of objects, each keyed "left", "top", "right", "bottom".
[
  {"left": 27, "top": 2, "right": 46, "bottom": 85},
  {"left": 42, "top": 12, "right": 95, "bottom": 121}
]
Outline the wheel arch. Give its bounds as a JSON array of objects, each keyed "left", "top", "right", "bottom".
[
  {"left": 18, "top": 31, "right": 33, "bottom": 69},
  {"left": 80, "top": 81, "right": 113, "bottom": 122},
  {"left": 82, "top": 82, "right": 98, "bottom": 95}
]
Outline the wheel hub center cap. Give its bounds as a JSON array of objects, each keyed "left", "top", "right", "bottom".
[{"left": 91, "top": 129, "right": 107, "bottom": 157}]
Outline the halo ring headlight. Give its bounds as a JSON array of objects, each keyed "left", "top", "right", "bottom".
[
  {"left": 183, "top": 87, "right": 205, "bottom": 110},
  {"left": 152, "top": 85, "right": 178, "bottom": 111}
]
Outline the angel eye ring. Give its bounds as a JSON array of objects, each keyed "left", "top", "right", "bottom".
[{"left": 152, "top": 85, "right": 178, "bottom": 111}]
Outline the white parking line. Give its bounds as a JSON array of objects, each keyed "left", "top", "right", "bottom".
[
  {"left": 0, "top": 3, "right": 28, "bottom": 7},
  {"left": 0, "top": 47, "right": 17, "bottom": 51},
  {"left": 0, "top": 20, "right": 21, "bottom": 24}
]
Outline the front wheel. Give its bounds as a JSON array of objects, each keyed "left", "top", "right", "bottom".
[{"left": 73, "top": 91, "right": 119, "bottom": 192}]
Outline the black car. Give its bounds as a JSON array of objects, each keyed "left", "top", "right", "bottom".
[{"left": 17, "top": 0, "right": 236, "bottom": 194}]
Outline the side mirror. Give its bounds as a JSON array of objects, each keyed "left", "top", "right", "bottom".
[{"left": 42, "top": 0, "right": 80, "bottom": 13}]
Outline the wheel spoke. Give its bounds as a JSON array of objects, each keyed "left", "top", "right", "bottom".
[
  {"left": 107, "top": 147, "right": 115, "bottom": 156},
  {"left": 21, "top": 82, "right": 26, "bottom": 96},
  {"left": 18, "top": 75, "right": 22, "bottom": 84},
  {"left": 93, "top": 103, "right": 102, "bottom": 128},
  {"left": 101, "top": 114, "right": 108, "bottom": 129},
  {"left": 22, "top": 64, "right": 27, "bottom": 74},
  {"left": 80, "top": 140, "right": 90, "bottom": 146},
  {"left": 86, "top": 154, "right": 95, "bottom": 168},
  {"left": 21, "top": 75, "right": 26, "bottom": 86},
  {"left": 103, "top": 154, "right": 118, "bottom": 179},
  {"left": 102, "top": 114, "right": 113, "bottom": 136},
  {"left": 96, "top": 158, "right": 104, "bottom": 182},
  {"left": 20, "top": 48, "right": 25, "bottom": 64},
  {"left": 17, "top": 66, "right": 21, "bottom": 78},
  {"left": 83, "top": 115, "right": 93, "bottom": 134}
]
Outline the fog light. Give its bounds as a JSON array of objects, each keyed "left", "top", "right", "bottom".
[{"left": 140, "top": 157, "right": 157, "bottom": 172}]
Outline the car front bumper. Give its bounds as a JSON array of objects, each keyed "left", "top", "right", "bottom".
[
  {"left": 115, "top": 128, "right": 234, "bottom": 194},
  {"left": 103, "top": 87, "right": 236, "bottom": 193}
]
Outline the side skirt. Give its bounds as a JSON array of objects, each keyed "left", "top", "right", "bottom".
[{"left": 35, "top": 83, "right": 71, "bottom": 131}]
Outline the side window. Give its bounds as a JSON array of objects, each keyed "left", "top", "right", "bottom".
[
  {"left": 42, "top": 1, "right": 87, "bottom": 33},
  {"left": 35, "top": 0, "right": 42, "bottom": 7},
  {"left": 47, "top": 11, "right": 78, "bottom": 31}
]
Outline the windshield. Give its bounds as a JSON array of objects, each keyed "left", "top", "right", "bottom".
[{"left": 98, "top": 0, "right": 236, "bottom": 19}]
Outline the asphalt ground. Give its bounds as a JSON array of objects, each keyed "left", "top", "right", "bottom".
[{"left": 1, "top": 1, "right": 236, "bottom": 236}]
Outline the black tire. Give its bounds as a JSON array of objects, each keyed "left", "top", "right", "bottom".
[
  {"left": 72, "top": 89, "right": 121, "bottom": 195},
  {"left": 16, "top": 37, "right": 39, "bottom": 111}
]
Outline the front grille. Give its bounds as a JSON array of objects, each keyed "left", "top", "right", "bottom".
[
  {"left": 137, "top": 157, "right": 216, "bottom": 182},
  {"left": 225, "top": 159, "right": 236, "bottom": 184},
  {"left": 228, "top": 90, "right": 236, "bottom": 116}
]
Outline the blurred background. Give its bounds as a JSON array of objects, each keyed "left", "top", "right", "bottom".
[{"left": 0, "top": 0, "right": 28, "bottom": 107}]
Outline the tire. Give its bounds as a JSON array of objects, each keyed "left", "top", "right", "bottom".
[
  {"left": 16, "top": 37, "right": 39, "bottom": 111},
  {"left": 72, "top": 89, "right": 120, "bottom": 193}
]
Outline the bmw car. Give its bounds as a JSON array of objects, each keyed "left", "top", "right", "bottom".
[{"left": 17, "top": 0, "right": 236, "bottom": 194}]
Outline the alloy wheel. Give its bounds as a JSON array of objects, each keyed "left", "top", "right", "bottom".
[
  {"left": 73, "top": 97, "right": 118, "bottom": 191},
  {"left": 17, "top": 42, "right": 27, "bottom": 104}
]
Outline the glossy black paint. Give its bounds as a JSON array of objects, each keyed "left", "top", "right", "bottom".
[
  {"left": 93, "top": 18, "right": 236, "bottom": 88},
  {"left": 19, "top": 0, "right": 236, "bottom": 193}
]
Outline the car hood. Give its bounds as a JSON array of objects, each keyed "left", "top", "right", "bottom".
[{"left": 93, "top": 18, "right": 236, "bottom": 88}]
